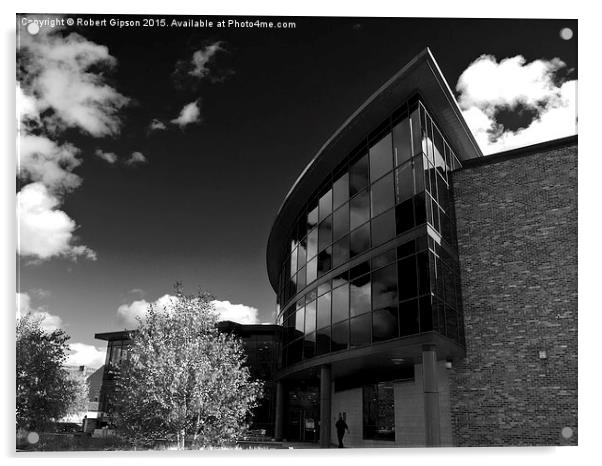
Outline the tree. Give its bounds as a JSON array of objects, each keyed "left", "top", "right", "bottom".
[
  {"left": 16, "top": 313, "right": 84, "bottom": 431},
  {"left": 113, "top": 287, "right": 262, "bottom": 449}
]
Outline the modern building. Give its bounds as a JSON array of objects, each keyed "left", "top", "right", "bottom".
[{"left": 265, "top": 48, "right": 577, "bottom": 447}]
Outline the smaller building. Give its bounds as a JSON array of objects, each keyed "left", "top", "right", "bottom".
[{"left": 94, "top": 322, "right": 281, "bottom": 435}]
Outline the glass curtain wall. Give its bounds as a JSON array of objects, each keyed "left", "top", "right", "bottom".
[{"left": 278, "top": 98, "right": 464, "bottom": 369}]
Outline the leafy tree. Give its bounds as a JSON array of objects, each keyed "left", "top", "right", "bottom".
[
  {"left": 113, "top": 287, "right": 262, "bottom": 449},
  {"left": 16, "top": 313, "right": 84, "bottom": 431}
]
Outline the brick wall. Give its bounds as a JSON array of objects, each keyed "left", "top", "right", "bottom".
[{"left": 449, "top": 139, "right": 578, "bottom": 446}]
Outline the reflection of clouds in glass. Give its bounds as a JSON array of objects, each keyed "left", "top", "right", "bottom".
[
  {"left": 373, "top": 309, "right": 396, "bottom": 335},
  {"left": 350, "top": 190, "right": 370, "bottom": 229},
  {"left": 307, "top": 229, "right": 318, "bottom": 258}
]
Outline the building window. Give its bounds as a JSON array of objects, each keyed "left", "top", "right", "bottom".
[{"left": 363, "top": 381, "right": 395, "bottom": 441}]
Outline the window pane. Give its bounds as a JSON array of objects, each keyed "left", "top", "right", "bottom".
[
  {"left": 333, "top": 173, "right": 349, "bottom": 209},
  {"left": 373, "top": 306, "right": 399, "bottom": 342},
  {"left": 287, "top": 338, "right": 303, "bottom": 365},
  {"left": 317, "top": 292, "right": 331, "bottom": 329},
  {"left": 369, "top": 132, "right": 393, "bottom": 182},
  {"left": 414, "top": 193, "right": 427, "bottom": 226},
  {"left": 319, "top": 189, "right": 333, "bottom": 222},
  {"left": 297, "top": 266, "right": 306, "bottom": 290},
  {"left": 350, "top": 313, "right": 371, "bottom": 347},
  {"left": 318, "top": 281, "right": 331, "bottom": 297},
  {"left": 307, "top": 256, "right": 317, "bottom": 284},
  {"left": 350, "top": 223, "right": 370, "bottom": 257},
  {"left": 331, "top": 321, "right": 348, "bottom": 351},
  {"left": 371, "top": 208, "right": 396, "bottom": 247},
  {"left": 316, "top": 327, "right": 331, "bottom": 355},
  {"left": 363, "top": 382, "right": 395, "bottom": 441},
  {"left": 372, "top": 263, "right": 398, "bottom": 310},
  {"left": 350, "top": 275, "right": 371, "bottom": 317},
  {"left": 371, "top": 173, "right": 395, "bottom": 218},
  {"left": 295, "top": 307, "right": 304, "bottom": 333},
  {"left": 349, "top": 153, "right": 370, "bottom": 196},
  {"left": 395, "top": 198, "right": 415, "bottom": 235},
  {"left": 317, "top": 247, "right": 332, "bottom": 278},
  {"left": 297, "top": 238, "right": 307, "bottom": 269},
  {"left": 395, "top": 162, "right": 414, "bottom": 204},
  {"left": 318, "top": 216, "right": 332, "bottom": 251},
  {"left": 332, "top": 235, "right": 350, "bottom": 267},
  {"left": 419, "top": 295, "right": 433, "bottom": 332},
  {"left": 393, "top": 117, "right": 412, "bottom": 167},
  {"left": 332, "top": 283, "right": 349, "bottom": 323},
  {"left": 399, "top": 298, "right": 419, "bottom": 336},
  {"left": 410, "top": 108, "right": 422, "bottom": 156},
  {"left": 398, "top": 256, "right": 417, "bottom": 301},
  {"left": 350, "top": 188, "right": 370, "bottom": 230},
  {"left": 417, "top": 251, "right": 430, "bottom": 296},
  {"left": 305, "top": 300, "right": 316, "bottom": 334},
  {"left": 307, "top": 203, "right": 318, "bottom": 230},
  {"left": 332, "top": 270, "right": 349, "bottom": 289},
  {"left": 414, "top": 155, "right": 425, "bottom": 193},
  {"left": 333, "top": 203, "right": 350, "bottom": 241},
  {"left": 290, "top": 246, "right": 297, "bottom": 276},
  {"left": 304, "top": 332, "right": 316, "bottom": 359},
  {"left": 307, "top": 228, "right": 318, "bottom": 259}
]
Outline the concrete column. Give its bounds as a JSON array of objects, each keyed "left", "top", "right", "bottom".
[
  {"left": 319, "top": 364, "right": 332, "bottom": 448},
  {"left": 422, "top": 344, "right": 441, "bottom": 446},
  {"left": 274, "top": 381, "right": 284, "bottom": 441}
]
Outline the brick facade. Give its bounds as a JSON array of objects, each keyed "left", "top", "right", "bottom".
[{"left": 449, "top": 137, "right": 578, "bottom": 446}]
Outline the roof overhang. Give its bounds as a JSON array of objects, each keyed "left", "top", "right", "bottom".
[{"left": 267, "top": 48, "right": 482, "bottom": 292}]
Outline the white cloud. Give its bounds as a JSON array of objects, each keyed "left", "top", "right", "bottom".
[
  {"left": 126, "top": 151, "right": 147, "bottom": 165},
  {"left": 212, "top": 300, "right": 260, "bottom": 325},
  {"left": 19, "top": 30, "right": 129, "bottom": 137},
  {"left": 17, "top": 30, "right": 129, "bottom": 262},
  {"left": 18, "top": 134, "right": 82, "bottom": 192},
  {"left": 95, "top": 149, "right": 117, "bottom": 164},
  {"left": 65, "top": 343, "right": 106, "bottom": 369},
  {"left": 117, "top": 294, "right": 260, "bottom": 328},
  {"left": 16, "top": 84, "right": 40, "bottom": 124},
  {"left": 149, "top": 118, "right": 167, "bottom": 131},
  {"left": 189, "top": 42, "right": 223, "bottom": 78},
  {"left": 16, "top": 292, "right": 63, "bottom": 332},
  {"left": 117, "top": 294, "right": 175, "bottom": 328},
  {"left": 17, "top": 182, "right": 97, "bottom": 261},
  {"left": 456, "top": 54, "right": 577, "bottom": 155},
  {"left": 171, "top": 101, "right": 201, "bottom": 128}
]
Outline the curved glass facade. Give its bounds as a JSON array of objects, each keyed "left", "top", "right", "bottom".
[{"left": 275, "top": 97, "right": 465, "bottom": 369}]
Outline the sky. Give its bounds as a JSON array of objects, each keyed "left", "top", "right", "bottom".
[{"left": 15, "top": 14, "right": 577, "bottom": 368}]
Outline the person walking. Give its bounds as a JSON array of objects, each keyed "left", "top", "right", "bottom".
[{"left": 335, "top": 413, "right": 349, "bottom": 448}]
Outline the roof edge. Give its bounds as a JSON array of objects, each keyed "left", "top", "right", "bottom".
[{"left": 459, "top": 134, "right": 577, "bottom": 169}]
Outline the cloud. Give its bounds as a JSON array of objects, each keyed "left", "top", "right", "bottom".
[
  {"left": 17, "top": 182, "right": 97, "bottom": 261},
  {"left": 126, "top": 151, "right": 147, "bottom": 165},
  {"left": 16, "top": 292, "right": 63, "bottom": 332},
  {"left": 171, "top": 101, "right": 201, "bottom": 128},
  {"left": 149, "top": 118, "right": 167, "bottom": 131},
  {"left": 117, "top": 294, "right": 175, "bottom": 328},
  {"left": 65, "top": 343, "right": 106, "bottom": 369},
  {"left": 95, "top": 149, "right": 117, "bottom": 164},
  {"left": 456, "top": 54, "right": 577, "bottom": 155},
  {"left": 117, "top": 294, "right": 260, "bottom": 328},
  {"left": 18, "top": 134, "right": 82, "bottom": 193},
  {"left": 17, "top": 29, "right": 129, "bottom": 261},
  {"left": 212, "top": 300, "right": 260, "bottom": 325},
  {"left": 189, "top": 42, "right": 224, "bottom": 78},
  {"left": 18, "top": 30, "right": 129, "bottom": 137}
]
